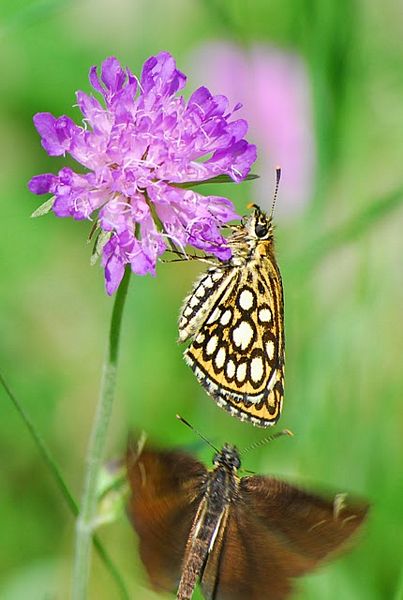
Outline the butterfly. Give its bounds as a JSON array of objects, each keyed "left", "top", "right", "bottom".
[
  {"left": 126, "top": 431, "right": 369, "bottom": 600},
  {"left": 178, "top": 185, "right": 284, "bottom": 427}
]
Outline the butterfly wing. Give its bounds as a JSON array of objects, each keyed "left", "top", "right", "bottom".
[
  {"left": 178, "top": 264, "right": 234, "bottom": 343},
  {"left": 240, "top": 475, "right": 369, "bottom": 561},
  {"left": 126, "top": 444, "right": 207, "bottom": 592},
  {"left": 184, "top": 251, "right": 284, "bottom": 427},
  {"left": 201, "top": 506, "right": 296, "bottom": 600},
  {"left": 203, "top": 476, "right": 368, "bottom": 600}
]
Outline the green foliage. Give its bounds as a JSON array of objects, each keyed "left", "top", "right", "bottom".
[{"left": 1, "top": 0, "right": 403, "bottom": 598}]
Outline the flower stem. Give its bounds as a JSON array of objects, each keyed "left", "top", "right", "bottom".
[
  {"left": 0, "top": 371, "right": 130, "bottom": 599},
  {"left": 73, "top": 266, "right": 131, "bottom": 599}
]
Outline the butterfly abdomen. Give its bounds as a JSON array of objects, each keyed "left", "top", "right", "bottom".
[{"left": 177, "top": 466, "right": 237, "bottom": 599}]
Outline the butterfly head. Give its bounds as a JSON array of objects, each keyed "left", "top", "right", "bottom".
[
  {"left": 244, "top": 204, "right": 273, "bottom": 241},
  {"left": 213, "top": 444, "right": 241, "bottom": 471}
]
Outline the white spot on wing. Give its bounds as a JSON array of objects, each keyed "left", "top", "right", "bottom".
[
  {"left": 258, "top": 308, "right": 272, "bottom": 323},
  {"left": 220, "top": 309, "right": 232, "bottom": 326},
  {"left": 204, "top": 276, "right": 214, "bottom": 288},
  {"left": 196, "top": 285, "right": 206, "bottom": 298},
  {"left": 266, "top": 340, "right": 275, "bottom": 360},
  {"left": 207, "top": 307, "right": 221, "bottom": 324},
  {"left": 232, "top": 321, "right": 254, "bottom": 350},
  {"left": 190, "top": 295, "right": 199, "bottom": 308},
  {"left": 239, "top": 289, "right": 254, "bottom": 310},
  {"left": 236, "top": 362, "right": 247, "bottom": 383},
  {"left": 226, "top": 359, "right": 235, "bottom": 379},
  {"left": 215, "top": 347, "right": 226, "bottom": 369},
  {"left": 206, "top": 335, "right": 219, "bottom": 356},
  {"left": 250, "top": 356, "right": 264, "bottom": 383},
  {"left": 179, "top": 330, "right": 189, "bottom": 343},
  {"left": 212, "top": 271, "right": 223, "bottom": 282}
]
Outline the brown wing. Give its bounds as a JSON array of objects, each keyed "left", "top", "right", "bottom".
[
  {"left": 185, "top": 254, "right": 284, "bottom": 427},
  {"left": 240, "top": 476, "right": 369, "bottom": 561},
  {"left": 126, "top": 444, "right": 207, "bottom": 592},
  {"left": 206, "top": 477, "right": 368, "bottom": 600}
]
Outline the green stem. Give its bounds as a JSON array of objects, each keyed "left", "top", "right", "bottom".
[
  {"left": 73, "top": 266, "right": 131, "bottom": 599},
  {"left": 0, "top": 372, "right": 129, "bottom": 599}
]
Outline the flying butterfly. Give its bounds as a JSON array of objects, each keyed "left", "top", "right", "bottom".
[
  {"left": 126, "top": 423, "right": 369, "bottom": 600},
  {"left": 178, "top": 169, "right": 284, "bottom": 427}
]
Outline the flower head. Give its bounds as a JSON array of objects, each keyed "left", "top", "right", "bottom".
[{"left": 29, "top": 52, "right": 256, "bottom": 294}]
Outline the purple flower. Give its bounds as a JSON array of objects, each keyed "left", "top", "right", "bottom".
[
  {"left": 29, "top": 52, "right": 256, "bottom": 294},
  {"left": 189, "top": 42, "right": 316, "bottom": 216}
]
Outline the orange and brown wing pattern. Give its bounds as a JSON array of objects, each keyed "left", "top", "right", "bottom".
[{"left": 184, "top": 246, "right": 284, "bottom": 427}]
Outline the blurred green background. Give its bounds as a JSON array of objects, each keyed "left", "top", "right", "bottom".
[{"left": 1, "top": 0, "right": 403, "bottom": 598}]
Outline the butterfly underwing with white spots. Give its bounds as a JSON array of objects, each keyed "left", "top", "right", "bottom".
[
  {"left": 178, "top": 204, "right": 284, "bottom": 427},
  {"left": 126, "top": 438, "right": 369, "bottom": 600}
]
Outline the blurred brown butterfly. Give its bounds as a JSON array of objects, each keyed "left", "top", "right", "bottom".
[{"left": 126, "top": 428, "right": 368, "bottom": 600}]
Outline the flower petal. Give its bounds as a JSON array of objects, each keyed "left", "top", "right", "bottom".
[
  {"left": 102, "top": 234, "right": 127, "bottom": 294},
  {"left": 206, "top": 139, "right": 257, "bottom": 182},
  {"left": 28, "top": 173, "right": 57, "bottom": 195},
  {"left": 187, "top": 218, "right": 231, "bottom": 260},
  {"left": 76, "top": 91, "right": 110, "bottom": 132},
  {"left": 33, "top": 113, "right": 79, "bottom": 156},
  {"left": 141, "top": 51, "right": 186, "bottom": 97},
  {"left": 100, "top": 56, "right": 127, "bottom": 93}
]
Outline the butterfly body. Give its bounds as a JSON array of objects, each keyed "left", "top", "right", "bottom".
[
  {"left": 177, "top": 446, "right": 240, "bottom": 600},
  {"left": 126, "top": 440, "right": 368, "bottom": 600},
  {"left": 179, "top": 206, "right": 284, "bottom": 427}
]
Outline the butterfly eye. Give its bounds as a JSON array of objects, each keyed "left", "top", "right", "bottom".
[{"left": 255, "top": 223, "right": 268, "bottom": 238}]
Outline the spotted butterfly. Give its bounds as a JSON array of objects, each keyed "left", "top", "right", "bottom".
[{"left": 178, "top": 196, "right": 284, "bottom": 427}]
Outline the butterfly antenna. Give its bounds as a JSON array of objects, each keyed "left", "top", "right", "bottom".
[
  {"left": 241, "top": 429, "right": 293, "bottom": 455},
  {"left": 270, "top": 166, "right": 282, "bottom": 219},
  {"left": 176, "top": 415, "right": 220, "bottom": 453}
]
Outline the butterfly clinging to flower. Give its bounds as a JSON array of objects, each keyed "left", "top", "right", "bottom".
[{"left": 178, "top": 170, "right": 284, "bottom": 427}]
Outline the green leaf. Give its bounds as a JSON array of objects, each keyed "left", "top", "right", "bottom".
[
  {"left": 90, "top": 229, "right": 112, "bottom": 266},
  {"left": 97, "top": 461, "right": 126, "bottom": 500},
  {"left": 172, "top": 173, "right": 259, "bottom": 189},
  {"left": 31, "top": 196, "right": 55, "bottom": 218},
  {"left": 94, "top": 462, "right": 128, "bottom": 528}
]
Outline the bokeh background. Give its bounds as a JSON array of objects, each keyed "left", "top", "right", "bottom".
[{"left": 1, "top": 0, "right": 403, "bottom": 598}]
